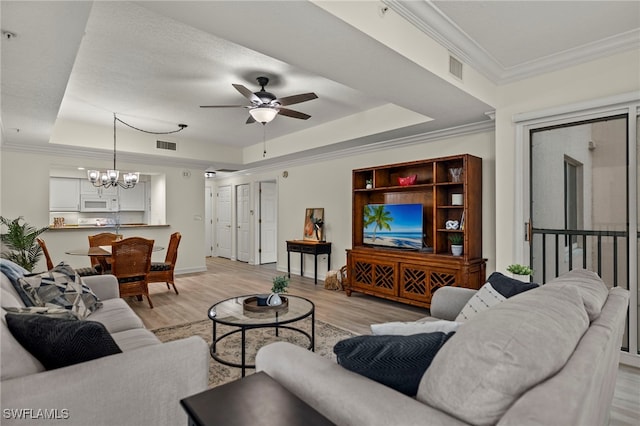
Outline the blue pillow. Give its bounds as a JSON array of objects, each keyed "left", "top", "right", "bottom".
[
  {"left": 333, "top": 332, "right": 454, "bottom": 396},
  {"left": 1, "top": 259, "right": 33, "bottom": 306},
  {"left": 487, "top": 272, "right": 539, "bottom": 298}
]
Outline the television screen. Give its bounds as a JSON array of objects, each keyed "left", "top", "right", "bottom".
[{"left": 363, "top": 203, "right": 423, "bottom": 249}]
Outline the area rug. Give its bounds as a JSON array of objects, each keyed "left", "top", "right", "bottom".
[{"left": 152, "top": 318, "right": 356, "bottom": 388}]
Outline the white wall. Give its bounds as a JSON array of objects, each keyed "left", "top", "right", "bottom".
[
  {"left": 494, "top": 49, "right": 640, "bottom": 272},
  {"left": 0, "top": 150, "right": 206, "bottom": 274},
  {"left": 215, "top": 129, "right": 496, "bottom": 279}
]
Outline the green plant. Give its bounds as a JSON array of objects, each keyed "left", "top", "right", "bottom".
[
  {"left": 506, "top": 264, "right": 533, "bottom": 276},
  {"left": 271, "top": 275, "right": 290, "bottom": 293},
  {"left": 0, "top": 216, "right": 49, "bottom": 272},
  {"left": 448, "top": 233, "right": 463, "bottom": 245}
]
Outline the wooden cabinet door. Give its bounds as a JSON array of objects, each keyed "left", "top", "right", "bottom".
[
  {"left": 350, "top": 254, "right": 397, "bottom": 296},
  {"left": 400, "top": 263, "right": 458, "bottom": 305}
]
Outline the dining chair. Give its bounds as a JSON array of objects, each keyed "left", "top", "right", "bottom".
[
  {"left": 111, "top": 237, "right": 154, "bottom": 308},
  {"left": 88, "top": 232, "right": 122, "bottom": 273},
  {"left": 36, "top": 238, "right": 99, "bottom": 276},
  {"left": 148, "top": 232, "right": 181, "bottom": 295}
]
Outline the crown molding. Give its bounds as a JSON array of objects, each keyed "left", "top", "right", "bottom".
[
  {"left": 383, "top": 0, "right": 640, "bottom": 85},
  {"left": 2, "top": 120, "right": 494, "bottom": 177},
  {"left": 220, "top": 120, "right": 495, "bottom": 177}
]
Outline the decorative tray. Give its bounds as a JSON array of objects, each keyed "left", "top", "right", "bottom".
[{"left": 243, "top": 296, "right": 289, "bottom": 313}]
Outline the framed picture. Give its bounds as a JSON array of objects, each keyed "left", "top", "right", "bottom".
[{"left": 303, "top": 208, "right": 324, "bottom": 241}]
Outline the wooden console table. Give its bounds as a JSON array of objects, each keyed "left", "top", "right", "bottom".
[{"left": 286, "top": 240, "right": 331, "bottom": 284}]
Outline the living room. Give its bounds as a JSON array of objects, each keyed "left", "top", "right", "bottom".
[{"left": 1, "top": 1, "right": 639, "bottom": 425}]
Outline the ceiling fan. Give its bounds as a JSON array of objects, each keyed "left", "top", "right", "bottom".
[{"left": 200, "top": 76, "right": 318, "bottom": 124}]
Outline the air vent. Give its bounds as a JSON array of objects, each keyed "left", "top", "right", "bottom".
[
  {"left": 156, "top": 140, "right": 177, "bottom": 151},
  {"left": 449, "top": 55, "right": 463, "bottom": 80}
]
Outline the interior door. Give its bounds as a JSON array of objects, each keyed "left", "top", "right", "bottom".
[
  {"left": 216, "top": 185, "right": 232, "bottom": 259},
  {"left": 236, "top": 184, "right": 250, "bottom": 262},
  {"left": 204, "top": 186, "right": 214, "bottom": 257},
  {"left": 260, "top": 181, "right": 277, "bottom": 264}
]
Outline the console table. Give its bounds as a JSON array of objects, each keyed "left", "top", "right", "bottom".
[{"left": 286, "top": 240, "right": 331, "bottom": 284}]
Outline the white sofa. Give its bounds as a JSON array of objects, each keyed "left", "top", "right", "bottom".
[
  {"left": 1, "top": 265, "right": 209, "bottom": 426},
  {"left": 256, "top": 269, "right": 629, "bottom": 426}
]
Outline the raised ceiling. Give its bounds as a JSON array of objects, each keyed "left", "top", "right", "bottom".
[{"left": 2, "top": 1, "right": 638, "bottom": 172}]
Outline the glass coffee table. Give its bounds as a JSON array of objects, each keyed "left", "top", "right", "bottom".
[{"left": 207, "top": 294, "right": 315, "bottom": 377}]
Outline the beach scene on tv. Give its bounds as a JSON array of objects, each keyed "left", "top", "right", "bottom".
[{"left": 363, "top": 203, "right": 423, "bottom": 249}]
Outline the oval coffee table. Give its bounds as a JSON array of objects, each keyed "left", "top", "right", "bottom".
[{"left": 207, "top": 294, "right": 315, "bottom": 377}]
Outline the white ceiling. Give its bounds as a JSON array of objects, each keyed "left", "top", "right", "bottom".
[{"left": 2, "top": 1, "right": 638, "bottom": 172}]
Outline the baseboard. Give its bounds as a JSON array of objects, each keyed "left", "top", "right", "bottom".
[{"left": 175, "top": 266, "right": 207, "bottom": 275}]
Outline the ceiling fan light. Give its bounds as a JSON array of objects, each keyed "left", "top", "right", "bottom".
[{"left": 249, "top": 107, "right": 278, "bottom": 123}]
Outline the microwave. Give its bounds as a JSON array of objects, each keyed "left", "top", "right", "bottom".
[{"left": 80, "top": 195, "right": 118, "bottom": 212}]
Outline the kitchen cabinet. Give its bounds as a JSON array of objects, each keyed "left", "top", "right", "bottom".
[
  {"left": 50, "top": 178, "right": 80, "bottom": 211},
  {"left": 80, "top": 179, "right": 118, "bottom": 197},
  {"left": 118, "top": 182, "right": 146, "bottom": 211}
]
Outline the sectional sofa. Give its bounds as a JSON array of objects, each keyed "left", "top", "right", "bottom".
[
  {"left": 257, "top": 269, "right": 629, "bottom": 426},
  {"left": 1, "top": 263, "right": 209, "bottom": 426}
]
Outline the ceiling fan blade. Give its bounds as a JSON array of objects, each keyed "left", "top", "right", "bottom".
[
  {"left": 246, "top": 115, "right": 256, "bottom": 124},
  {"left": 232, "top": 84, "right": 261, "bottom": 103},
  {"left": 278, "top": 107, "right": 311, "bottom": 120},
  {"left": 200, "top": 105, "right": 246, "bottom": 108},
  {"left": 276, "top": 92, "right": 318, "bottom": 106}
]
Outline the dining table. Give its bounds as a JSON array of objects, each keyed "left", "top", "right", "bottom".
[{"left": 65, "top": 245, "right": 165, "bottom": 256}]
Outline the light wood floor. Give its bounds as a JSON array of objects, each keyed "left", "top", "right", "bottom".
[{"left": 128, "top": 257, "right": 639, "bottom": 426}]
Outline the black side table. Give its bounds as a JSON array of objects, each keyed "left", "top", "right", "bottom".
[
  {"left": 181, "top": 372, "right": 335, "bottom": 426},
  {"left": 286, "top": 240, "right": 332, "bottom": 284}
]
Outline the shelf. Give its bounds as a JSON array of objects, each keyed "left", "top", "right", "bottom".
[{"left": 348, "top": 154, "right": 485, "bottom": 308}]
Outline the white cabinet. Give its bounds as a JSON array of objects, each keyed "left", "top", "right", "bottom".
[
  {"left": 118, "top": 182, "right": 146, "bottom": 211},
  {"left": 50, "top": 178, "right": 80, "bottom": 211},
  {"left": 80, "top": 179, "right": 118, "bottom": 197}
]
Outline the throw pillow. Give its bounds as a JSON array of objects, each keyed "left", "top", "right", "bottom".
[
  {"left": 18, "top": 262, "right": 102, "bottom": 318},
  {"left": 5, "top": 313, "right": 121, "bottom": 370},
  {"left": 4, "top": 306, "right": 79, "bottom": 320},
  {"left": 455, "top": 273, "right": 540, "bottom": 322},
  {"left": 333, "top": 332, "right": 455, "bottom": 396},
  {"left": 418, "top": 284, "right": 589, "bottom": 426},
  {"left": 486, "top": 272, "right": 539, "bottom": 297},
  {"left": 371, "top": 319, "right": 459, "bottom": 336},
  {"left": 1, "top": 259, "right": 33, "bottom": 306},
  {"left": 455, "top": 282, "right": 505, "bottom": 322},
  {"left": 545, "top": 268, "right": 608, "bottom": 322}
]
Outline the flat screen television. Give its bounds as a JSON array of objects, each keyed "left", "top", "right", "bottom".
[{"left": 363, "top": 203, "right": 423, "bottom": 249}]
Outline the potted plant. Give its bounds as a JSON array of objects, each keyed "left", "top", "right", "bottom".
[
  {"left": 267, "top": 275, "right": 290, "bottom": 306},
  {"left": 448, "top": 233, "right": 463, "bottom": 256},
  {"left": 506, "top": 264, "right": 533, "bottom": 281},
  {"left": 0, "top": 216, "right": 49, "bottom": 272}
]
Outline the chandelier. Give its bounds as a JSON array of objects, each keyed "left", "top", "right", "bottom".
[{"left": 87, "top": 113, "right": 187, "bottom": 189}]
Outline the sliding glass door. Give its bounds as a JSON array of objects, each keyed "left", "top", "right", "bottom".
[{"left": 519, "top": 97, "right": 639, "bottom": 366}]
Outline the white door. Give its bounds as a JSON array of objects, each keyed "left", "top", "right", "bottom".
[
  {"left": 204, "top": 186, "right": 214, "bottom": 257},
  {"left": 216, "top": 185, "right": 232, "bottom": 259},
  {"left": 236, "top": 184, "right": 250, "bottom": 262},
  {"left": 260, "top": 181, "right": 277, "bottom": 264}
]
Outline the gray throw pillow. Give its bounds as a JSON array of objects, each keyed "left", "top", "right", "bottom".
[{"left": 333, "top": 332, "right": 454, "bottom": 396}]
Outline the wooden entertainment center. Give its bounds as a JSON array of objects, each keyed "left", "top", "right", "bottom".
[{"left": 345, "top": 154, "right": 486, "bottom": 308}]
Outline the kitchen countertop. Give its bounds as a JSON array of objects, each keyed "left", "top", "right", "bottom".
[{"left": 47, "top": 224, "right": 170, "bottom": 230}]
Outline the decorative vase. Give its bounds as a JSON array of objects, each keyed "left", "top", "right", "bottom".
[
  {"left": 451, "top": 245, "right": 463, "bottom": 256},
  {"left": 256, "top": 294, "right": 269, "bottom": 306},
  {"left": 266, "top": 293, "right": 282, "bottom": 306}
]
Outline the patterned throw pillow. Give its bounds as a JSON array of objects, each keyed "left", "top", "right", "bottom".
[
  {"left": 333, "top": 332, "right": 455, "bottom": 396},
  {"left": 455, "top": 272, "right": 540, "bottom": 322},
  {"left": 4, "top": 306, "right": 79, "bottom": 320},
  {"left": 17, "top": 263, "right": 102, "bottom": 319},
  {"left": 5, "top": 313, "right": 121, "bottom": 370}
]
